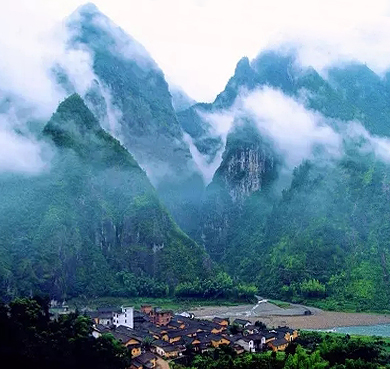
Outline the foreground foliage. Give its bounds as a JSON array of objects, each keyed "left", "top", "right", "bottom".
[
  {"left": 0, "top": 297, "right": 130, "bottom": 369},
  {"left": 174, "top": 332, "right": 390, "bottom": 369}
]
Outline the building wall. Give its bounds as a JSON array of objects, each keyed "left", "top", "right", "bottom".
[
  {"left": 98, "top": 318, "right": 112, "bottom": 325},
  {"left": 236, "top": 339, "right": 254, "bottom": 352},
  {"left": 131, "top": 347, "right": 141, "bottom": 357},
  {"left": 113, "top": 306, "right": 134, "bottom": 329}
]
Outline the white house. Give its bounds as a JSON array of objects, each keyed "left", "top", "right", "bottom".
[
  {"left": 236, "top": 335, "right": 266, "bottom": 352},
  {"left": 113, "top": 306, "right": 134, "bottom": 329}
]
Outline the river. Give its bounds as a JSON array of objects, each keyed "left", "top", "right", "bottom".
[{"left": 318, "top": 324, "right": 390, "bottom": 337}]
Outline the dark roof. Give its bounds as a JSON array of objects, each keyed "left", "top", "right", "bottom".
[
  {"left": 97, "top": 307, "right": 121, "bottom": 314},
  {"left": 96, "top": 312, "right": 113, "bottom": 319},
  {"left": 166, "top": 327, "right": 198, "bottom": 338},
  {"left": 244, "top": 334, "right": 265, "bottom": 342},
  {"left": 270, "top": 338, "right": 289, "bottom": 347},
  {"left": 244, "top": 325, "right": 257, "bottom": 331},
  {"left": 168, "top": 321, "right": 184, "bottom": 328},
  {"left": 213, "top": 317, "right": 228, "bottom": 323},
  {"left": 163, "top": 345, "right": 182, "bottom": 353},
  {"left": 131, "top": 361, "right": 143, "bottom": 368},
  {"left": 233, "top": 319, "right": 251, "bottom": 325},
  {"left": 209, "top": 334, "right": 230, "bottom": 342},
  {"left": 152, "top": 340, "right": 171, "bottom": 348},
  {"left": 135, "top": 352, "right": 157, "bottom": 364},
  {"left": 94, "top": 324, "right": 112, "bottom": 333},
  {"left": 261, "top": 331, "right": 278, "bottom": 339}
]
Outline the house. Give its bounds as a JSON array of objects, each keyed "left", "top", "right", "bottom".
[
  {"left": 162, "top": 327, "right": 198, "bottom": 343},
  {"left": 262, "top": 331, "right": 277, "bottom": 344},
  {"left": 128, "top": 343, "right": 142, "bottom": 358},
  {"left": 243, "top": 325, "right": 260, "bottom": 335},
  {"left": 130, "top": 352, "right": 157, "bottom": 369},
  {"left": 151, "top": 340, "right": 185, "bottom": 358},
  {"left": 268, "top": 338, "right": 289, "bottom": 352},
  {"left": 92, "top": 324, "right": 111, "bottom": 338},
  {"left": 212, "top": 317, "right": 229, "bottom": 327},
  {"left": 112, "top": 306, "right": 134, "bottom": 329},
  {"left": 150, "top": 308, "right": 173, "bottom": 326},
  {"left": 88, "top": 308, "right": 114, "bottom": 326},
  {"left": 276, "top": 326, "right": 299, "bottom": 341},
  {"left": 235, "top": 334, "right": 265, "bottom": 353},
  {"left": 232, "top": 319, "right": 252, "bottom": 328},
  {"left": 134, "top": 310, "right": 149, "bottom": 324},
  {"left": 141, "top": 304, "right": 153, "bottom": 315},
  {"left": 168, "top": 320, "right": 186, "bottom": 330},
  {"left": 231, "top": 343, "right": 245, "bottom": 355},
  {"left": 181, "top": 335, "right": 201, "bottom": 350},
  {"left": 209, "top": 334, "right": 231, "bottom": 348},
  {"left": 88, "top": 306, "right": 134, "bottom": 328}
]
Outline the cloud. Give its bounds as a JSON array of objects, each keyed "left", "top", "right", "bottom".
[
  {"left": 183, "top": 132, "right": 224, "bottom": 184},
  {"left": 346, "top": 122, "right": 390, "bottom": 164},
  {"left": 0, "top": 115, "right": 48, "bottom": 174},
  {"left": 3, "top": 0, "right": 390, "bottom": 103},
  {"left": 201, "top": 87, "right": 342, "bottom": 175},
  {"left": 237, "top": 87, "right": 342, "bottom": 168}
]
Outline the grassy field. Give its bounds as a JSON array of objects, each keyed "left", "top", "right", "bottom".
[{"left": 68, "top": 296, "right": 249, "bottom": 312}]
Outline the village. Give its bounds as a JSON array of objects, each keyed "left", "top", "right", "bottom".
[{"left": 87, "top": 304, "right": 299, "bottom": 369}]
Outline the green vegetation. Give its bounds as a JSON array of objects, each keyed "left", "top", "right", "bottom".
[
  {"left": 68, "top": 296, "right": 248, "bottom": 312},
  {"left": 193, "top": 49, "right": 390, "bottom": 313},
  {"left": 174, "top": 331, "right": 390, "bottom": 369},
  {"left": 0, "top": 94, "right": 211, "bottom": 300},
  {"left": 0, "top": 296, "right": 130, "bottom": 369}
]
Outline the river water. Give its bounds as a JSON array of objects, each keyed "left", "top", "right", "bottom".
[{"left": 318, "top": 324, "right": 390, "bottom": 337}]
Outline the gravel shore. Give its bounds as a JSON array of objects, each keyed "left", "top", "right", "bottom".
[{"left": 188, "top": 302, "right": 390, "bottom": 330}]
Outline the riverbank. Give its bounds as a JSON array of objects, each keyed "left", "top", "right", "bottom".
[
  {"left": 188, "top": 302, "right": 390, "bottom": 329},
  {"left": 67, "top": 296, "right": 249, "bottom": 311}
]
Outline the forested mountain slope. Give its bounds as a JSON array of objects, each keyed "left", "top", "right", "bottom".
[
  {"left": 53, "top": 3, "right": 205, "bottom": 237},
  {"left": 0, "top": 94, "right": 211, "bottom": 300},
  {"left": 189, "top": 49, "right": 390, "bottom": 310}
]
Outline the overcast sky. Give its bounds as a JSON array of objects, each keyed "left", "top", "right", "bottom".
[{"left": 3, "top": 0, "right": 390, "bottom": 102}]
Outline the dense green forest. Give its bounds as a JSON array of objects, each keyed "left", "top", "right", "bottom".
[
  {"left": 178, "top": 49, "right": 390, "bottom": 312},
  {"left": 174, "top": 332, "right": 390, "bottom": 369},
  {"left": 0, "top": 94, "right": 211, "bottom": 300},
  {"left": 0, "top": 297, "right": 130, "bottom": 369}
]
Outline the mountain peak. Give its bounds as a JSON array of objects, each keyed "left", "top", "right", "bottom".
[
  {"left": 235, "top": 57, "right": 251, "bottom": 73},
  {"left": 75, "top": 3, "right": 100, "bottom": 15}
]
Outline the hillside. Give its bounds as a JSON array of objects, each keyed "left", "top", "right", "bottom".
[
  {"left": 52, "top": 3, "right": 205, "bottom": 237},
  {"left": 184, "top": 49, "right": 390, "bottom": 311},
  {"left": 0, "top": 94, "right": 211, "bottom": 300}
]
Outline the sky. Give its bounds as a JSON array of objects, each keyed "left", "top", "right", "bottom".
[{"left": 2, "top": 0, "right": 390, "bottom": 102}]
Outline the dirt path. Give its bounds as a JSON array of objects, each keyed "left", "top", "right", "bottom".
[
  {"left": 188, "top": 301, "right": 390, "bottom": 329},
  {"left": 156, "top": 357, "right": 170, "bottom": 369}
]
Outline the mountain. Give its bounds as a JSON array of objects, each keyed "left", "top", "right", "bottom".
[
  {"left": 200, "top": 121, "right": 278, "bottom": 260},
  {"left": 52, "top": 3, "right": 205, "bottom": 237},
  {"left": 169, "top": 85, "right": 197, "bottom": 112},
  {"left": 0, "top": 94, "right": 211, "bottom": 299},
  {"left": 188, "top": 49, "right": 390, "bottom": 311}
]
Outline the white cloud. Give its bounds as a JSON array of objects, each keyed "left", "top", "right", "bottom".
[
  {"left": 237, "top": 87, "right": 342, "bottom": 168},
  {"left": 183, "top": 132, "right": 224, "bottom": 184},
  {"left": 2, "top": 0, "right": 390, "bottom": 103},
  {"left": 0, "top": 115, "right": 48, "bottom": 174},
  {"left": 346, "top": 122, "right": 390, "bottom": 164}
]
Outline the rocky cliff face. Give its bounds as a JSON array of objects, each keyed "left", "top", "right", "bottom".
[
  {"left": 220, "top": 145, "right": 275, "bottom": 203},
  {"left": 200, "top": 122, "right": 278, "bottom": 260}
]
